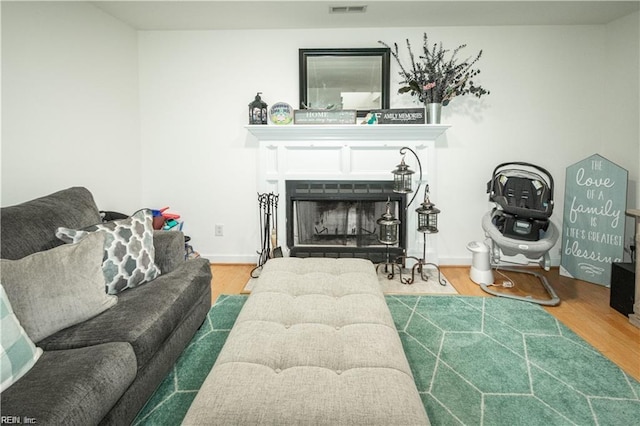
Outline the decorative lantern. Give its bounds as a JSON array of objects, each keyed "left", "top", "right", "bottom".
[
  {"left": 377, "top": 200, "right": 401, "bottom": 245},
  {"left": 392, "top": 157, "right": 415, "bottom": 193},
  {"left": 416, "top": 187, "right": 440, "bottom": 234},
  {"left": 248, "top": 92, "right": 268, "bottom": 125}
]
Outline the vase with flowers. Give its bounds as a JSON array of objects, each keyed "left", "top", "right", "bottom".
[{"left": 379, "top": 33, "right": 489, "bottom": 123}]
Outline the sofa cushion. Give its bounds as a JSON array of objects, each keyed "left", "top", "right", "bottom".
[
  {"left": 0, "top": 342, "right": 137, "bottom": 425},
  {"left": 0, "top": 285, "right": 43, "bottom": 392},
  {"left": 1, "top": 232, "right": 117, "bottom": 343},
  {"left": 38, "top": 259, "right": 211, "bottom": 370},
  {"left": 152, "top": 230, "right": 186, "bottom": 274},
  {"left": 57, "top": 209, "right": 161, "bottom": 294},
  {"left": 0, "top": 187, "right": 102, "bottom": 260}
]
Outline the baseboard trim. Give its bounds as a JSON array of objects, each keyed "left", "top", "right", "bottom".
[
  {"left": 201, "top": 254, "right": 562, "bottom": 267},
  {"left": 202, "top": 254, "right": 257, "bottom": 264}
]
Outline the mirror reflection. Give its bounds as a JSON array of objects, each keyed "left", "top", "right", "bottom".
[{"left": 299, "top": 48, "right": 390, "bottom": 114}]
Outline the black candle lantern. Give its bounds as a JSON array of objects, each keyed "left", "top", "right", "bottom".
[
  {"left": 377, "top": 200, "right": 400, "bottom": 245},
  {"left": 416, "top": 186, "right": 440, "bottom": 234},
  {"left": 392, "top": 157, "right": 415, "bottom": 194},
  {"left": 249, "top": 92, "right": 268, "bottom": 125}
]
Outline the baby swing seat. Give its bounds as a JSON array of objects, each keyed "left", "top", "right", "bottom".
[{"left": 476, "top": 162, "right": 560, "bottom": 306}]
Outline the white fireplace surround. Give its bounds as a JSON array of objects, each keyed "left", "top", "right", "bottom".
[{"left": 247, "top": 124, "right": 450, "bottom": 262}]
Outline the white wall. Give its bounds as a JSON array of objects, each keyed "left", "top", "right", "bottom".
[
  {"left": 138, "top": 22, "right": 639, "bottom": 264},
  {"left": 3, "top": 3, "right": 637, "bottom": 265},
  {"left": 1, "top": 1, "right": 141, "bottom": 211},
  {"left": 605, "top": 11, "right": 640, "bottom": 232}
]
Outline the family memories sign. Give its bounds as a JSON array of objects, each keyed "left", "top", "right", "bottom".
[{"left": 560, "top": 154, "right": 627, "bottom": 286}]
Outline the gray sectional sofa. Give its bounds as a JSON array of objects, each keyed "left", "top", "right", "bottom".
[{"left": 0, "top": 187, "right": 212, "bottom": 425}]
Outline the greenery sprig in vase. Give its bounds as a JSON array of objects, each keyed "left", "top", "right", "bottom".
[{"left": 379, "top": 33, "right": 489, "bottom": 107}]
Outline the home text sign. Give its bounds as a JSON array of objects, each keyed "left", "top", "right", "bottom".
[{"left": 560, "top": 154, "right": 627, "bottom": 287}]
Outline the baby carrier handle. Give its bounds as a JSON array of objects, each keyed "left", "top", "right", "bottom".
[{"left": 488, "top": 161, "right": 554, "bottom": 204}]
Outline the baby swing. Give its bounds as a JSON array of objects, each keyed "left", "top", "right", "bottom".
[{"left": 468, "top": 162, "right": 560, "bottom": 306}]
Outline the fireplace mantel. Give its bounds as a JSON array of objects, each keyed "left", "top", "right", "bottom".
[
  {"left": 246, "top": 124, "right": 450, "bottom": 141},
  {"left": 247, "top": 123, "right": 450, "bottom": 261}
]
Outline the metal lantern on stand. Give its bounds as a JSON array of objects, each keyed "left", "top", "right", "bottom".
[
  {"left": 404, "top": 185, "right": 444, "bottom": 285},
  {"left": 377, "top": 199, "right": 400, "bottom": 245},
  {"left": 249, "top": 92, "right": 268, "bottom": 125},
  {"left": 376, "top": 199, "right": 402, "bottom": 277},
  {"left": 416, "top": 186, "right": 440, "bottom": 234},
  {"left": 392, "top": 157, "right": 415, "bottom": 194}
]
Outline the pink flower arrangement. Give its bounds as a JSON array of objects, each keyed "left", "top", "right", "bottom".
[{"left": 423, "top": 82, "right": 436, "bottom": 91}]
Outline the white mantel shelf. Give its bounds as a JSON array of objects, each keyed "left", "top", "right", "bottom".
[{"left": 246, "top": 124, "right": 450, "bottom": 141}]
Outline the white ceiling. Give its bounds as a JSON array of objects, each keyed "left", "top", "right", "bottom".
[{"left": 91, "top": 1, "right": 640, "bottom": 31}]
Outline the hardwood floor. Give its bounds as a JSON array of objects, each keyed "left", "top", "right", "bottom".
[{"left": 209, "top": 263, "right": 640, "bottom": 382}]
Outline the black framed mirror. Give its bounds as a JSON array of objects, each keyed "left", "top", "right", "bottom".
[{"left": 299, "top": 48, "right": 390, "bottom": 117}]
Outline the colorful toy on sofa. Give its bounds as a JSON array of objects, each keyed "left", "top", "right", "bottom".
[{"left": 151, "top": 207, "right": 181, "bottom": 230}]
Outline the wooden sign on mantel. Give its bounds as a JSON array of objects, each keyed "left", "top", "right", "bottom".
[
  {"left": 293, "top": 109, "right": 357, "bottom": 125},
  {"left": 560, "top": 154, "right": 628, "bottom": 287}
]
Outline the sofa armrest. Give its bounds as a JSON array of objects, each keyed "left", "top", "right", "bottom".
[{"left": 153, "top": 231, "right": 185, "bottom": 274}]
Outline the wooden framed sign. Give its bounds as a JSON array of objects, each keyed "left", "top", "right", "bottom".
[
  {"left": 293, "top": 109, "right": 357, "bottom": 125},
  {"left": 560, "top": 154, "right": 628, "bottom": 286},
  {"left": 373, "top": 108, "right": 425, "bottom": 124}
]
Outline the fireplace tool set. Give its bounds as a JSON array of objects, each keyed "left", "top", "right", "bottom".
[{"left": 251, "top": 192, "right": 282, "bottom": 278}]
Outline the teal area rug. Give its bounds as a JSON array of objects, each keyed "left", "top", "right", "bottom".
[{"left": 134, "top": 295, "right": 640, "bottom": 425}]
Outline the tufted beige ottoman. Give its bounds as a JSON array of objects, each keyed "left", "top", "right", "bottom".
[{"left": 182, "top": 257, "right": 429, "bottom": 425}]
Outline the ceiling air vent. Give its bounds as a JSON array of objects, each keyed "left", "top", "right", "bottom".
[{"left": 330, "top": 5, "right": 367, "bottom": 14}]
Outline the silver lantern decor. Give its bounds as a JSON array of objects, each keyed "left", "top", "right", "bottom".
[
  {"left": 392, "top": 157, "right": 415, "bottom": 194},
  {"left": 377, "top": 200, "right": 400, "bottom": 245},
  {"left": 416, "top": 186, "right": 440, "bottom": 234}
]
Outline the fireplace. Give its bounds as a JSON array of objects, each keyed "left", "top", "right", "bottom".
[
  {"left": 247, "top": 123, "right": 449, "bottom": 263},
  {"left": 286, "top": 180, "right": 406, "bottom": 262}
]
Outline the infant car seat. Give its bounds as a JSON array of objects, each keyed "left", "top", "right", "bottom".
[
  {"left": 487, "top": 163, "right": 553, "bottom": 241},
  {"left": 470, "top": 162, "right": 560, "bottom": 306}
]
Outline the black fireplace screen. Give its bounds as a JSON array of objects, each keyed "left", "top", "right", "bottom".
[
  {"left": 293, "top": 200, "right": 392, "bottom": 247},
  {"left": 286, "top": 180, "right": 406, "bottom": 261}
]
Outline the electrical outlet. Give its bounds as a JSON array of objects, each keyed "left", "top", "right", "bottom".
[{"left": 215, "top": 224, "right": 224, "bottom": 237}]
